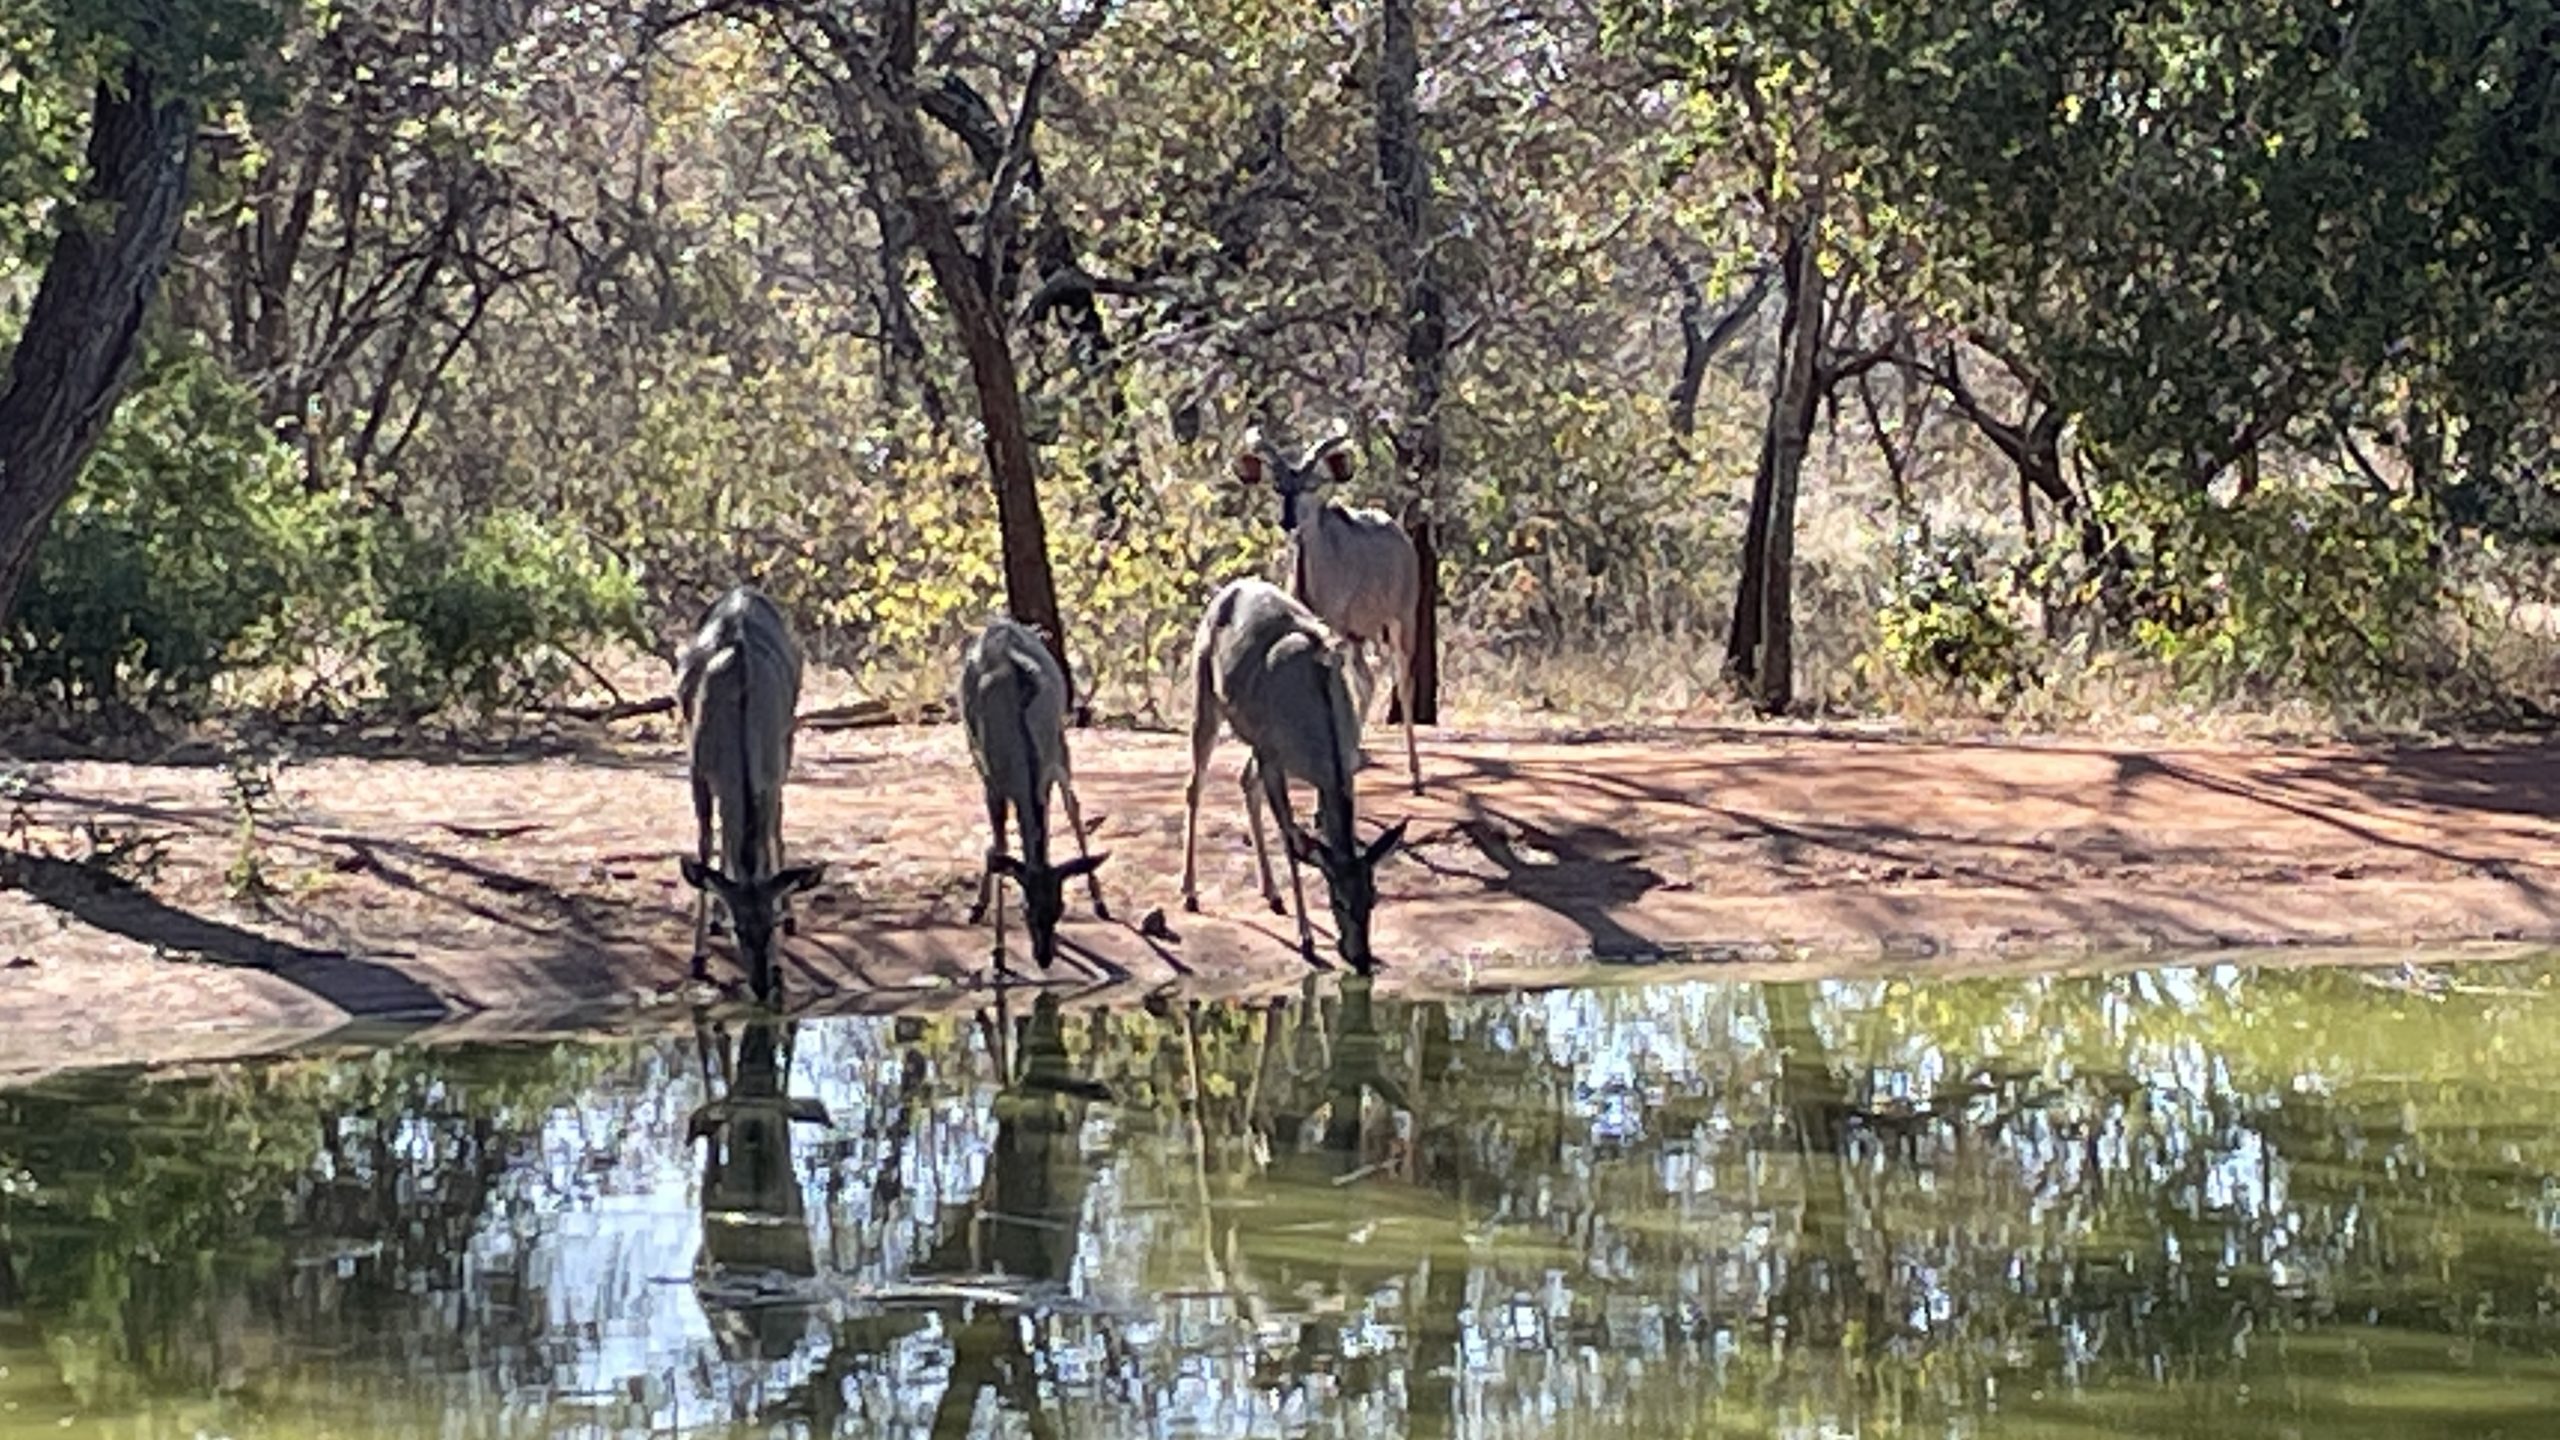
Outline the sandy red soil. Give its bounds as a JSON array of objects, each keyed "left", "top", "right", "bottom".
[{"left": 4, "top": 716, "right": 2558, "bottom": 1080}]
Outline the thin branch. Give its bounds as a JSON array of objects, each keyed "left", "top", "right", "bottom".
[
  {"left": 1699, "top": 266, "right": 1774, "bottom": 361},
  {"left": 976, "top": 55, "right": 1054, "bottom": 287},
  {"left": 2338, "top": 426, "right": 2401, "bottom": 501}
]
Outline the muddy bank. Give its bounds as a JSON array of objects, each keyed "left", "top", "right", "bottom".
[{"left": 6, "top": 720, "right": 2560, "bottom": 1080}]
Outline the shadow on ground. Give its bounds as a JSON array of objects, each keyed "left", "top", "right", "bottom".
[{"left": 2, "top": 850, "right": 455, "bottom": 1019}]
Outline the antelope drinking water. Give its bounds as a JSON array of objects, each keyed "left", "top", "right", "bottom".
[{"left": 676, "top": 585, "right": 824, "bottom": 1001}]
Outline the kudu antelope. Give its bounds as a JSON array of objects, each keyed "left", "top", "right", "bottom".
[
  {"left": 676, "top": 585, "right": 824, "bottom": 1002},
  {"left": 1181, "top": 578, "right": 1408, "bottom": 971},
  {"left": 959, "top": 617, "right": 1109, "bottom": 976},
  {"left": 1238, "top": 430, "right": 1424, "bottom": 794}
]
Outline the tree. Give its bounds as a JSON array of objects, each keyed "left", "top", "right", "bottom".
[
  {"left": 1621, "top": 0, "right": 2560, "bottom": 699},
  {"left": 777, "top": 0, "right": 1108, "bottom": 704},
  {"left": 0, "top": 0, "right": 264, "bottom": 625},
  {"left": 1722, "top": 214, "right": 1825, "bottom": 711},
  {"left": 1375, "top": 0, "right": 1443, "bottom": 725}
]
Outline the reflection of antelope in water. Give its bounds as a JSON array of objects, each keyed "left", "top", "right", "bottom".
[
  {"left": 688, "top": 1013, "right": 831, "bottom": 1361},
  {"left": 923, "top": 989, "right": 1107, "bottom": 1435},
  {"left": 1111, "top": 979, "right": 1429, "bottom": 1411}
]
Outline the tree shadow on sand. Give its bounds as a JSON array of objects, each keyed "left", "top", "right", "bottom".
[
  {"left": 2, "top": 850, "right": 454, "bottom": 1019},
  {"left": 1409, "top": 800, "right": 1669, "bottom": 962}
]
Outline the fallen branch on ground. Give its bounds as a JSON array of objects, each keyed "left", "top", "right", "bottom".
[{"left": 541, "top": 696, "right": 951, "bottom": 728}]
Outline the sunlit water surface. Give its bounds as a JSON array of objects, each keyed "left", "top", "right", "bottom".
[{"left": 6, "top": 960, "right": 2560, "bottom": 1438}]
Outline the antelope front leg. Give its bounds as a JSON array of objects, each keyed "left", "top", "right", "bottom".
[
  {"left": 969, "top": 793, "right": 1004, "bottom": 925},
  {"left": 988, "top": 850, "right": 1012, "bottom": 981},
  {"left": 1348, "top": 643, "right": 1380, "bottom": 724},
  {"left": 768, "top": 791, "right": 798, "bottom": 937},
  {"left": 1389, "top": 623, "right": 1421, "bottom": 795},
  {"left": 1264, "top": 768, "right": 1319, "bottom": 960},
  {"left": 1180, "top": 676, "right": 1219, "bottom": 913}
]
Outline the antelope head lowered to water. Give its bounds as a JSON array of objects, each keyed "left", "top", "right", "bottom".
[
  {"left": 1180, "top": 577, "right": 1408, "bottom": 971},
  {"left": 676, "top": 585, "right": 824, "bottom": 1001}
]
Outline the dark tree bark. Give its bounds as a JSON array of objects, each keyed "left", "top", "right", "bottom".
[
  {"left": 855, "top": 162, "right": 951, "bottom": 429},
  {"left": 1377, "top": 0, "right": 1443, "bottom": 724},
  {"left": 918, "top": 66, "right": 1138, "bottom": 526},
  {"left": 0, "top": 59, "right": 196, "bottom": 628},
  {"left": 1928, "top": 342, "right": 2130, "bottom": 628},
  {"left": 1723, "top": 218, "right": 1824, "bottom": 713},
  {"left": 1657, "top": 241, "right": 1772, "bottom": 441},
  {"left": 806, "top": 3, "right": 1075, "bottom": 700}
]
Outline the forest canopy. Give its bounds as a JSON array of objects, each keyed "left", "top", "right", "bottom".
[{"left": 2, "top": 0, "right": 2556, "bottom": 723}]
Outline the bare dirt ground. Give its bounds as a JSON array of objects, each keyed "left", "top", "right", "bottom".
[{"left": 5, "top": 713, "right": 2560, "bottom": 1081}]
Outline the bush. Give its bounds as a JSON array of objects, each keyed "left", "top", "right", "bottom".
[
  {"left": 2099, "top": 475, "right": 2446, "bottom": 703},
  {"left": 372, "top": 511, "right": 648, "bottom": 712},
  {"left": 1876, "top": 525, "right": 2030, "bottom": 697},
  {"left": 2, "top": 347, "right": 344, "bottom": 712}
]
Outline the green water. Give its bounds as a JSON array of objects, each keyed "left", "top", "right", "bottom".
[{"left": 5, "top": 961, "right": 2560, "bottom": 1438}]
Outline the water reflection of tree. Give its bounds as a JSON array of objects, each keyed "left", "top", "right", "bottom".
[
  {"left": 13, "top": 966, "right": 2560, "bottom": 1437},
  {"left": 0, "top": 1041, "right": 642, "bottom": 1415},
  {"left": 924, "top": 990, "right": 1092, "bottom": 1439}
]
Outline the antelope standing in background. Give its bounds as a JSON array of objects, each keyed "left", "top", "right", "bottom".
[
  {"left": 1181, "top": 577, "right": 1408, "bottom": 971},
  {"left": 960, "top": 616, "right": 1109, "bottom": 976},
  {"left": 677, "top": 585, "right": 824, "bottom": 1002},
  {"left": 1238, "top": 429, "right": 1425, "bottom": 794}
]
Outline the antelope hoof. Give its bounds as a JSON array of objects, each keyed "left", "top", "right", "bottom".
[
  {"left": 1266, "top": 895, "right": 1288, "bottom": 917},
  {"left": 1183, "top": 894, "right": 1202, "bottom": 914},
  {"left": 1091, "top": 899, "right": 1113, "bottom": 922},
  {"left": 967, "top": 900, "right": 988, "bottom": 925}
]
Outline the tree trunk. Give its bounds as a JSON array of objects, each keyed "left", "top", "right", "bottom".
[
  {"left": 1723, "top": 219, "right": 1824, "bottom": 714},
  {"left": 842, "top": 13, "right": 1075, "bottom": 703},
  {"left": 1724, "top": 424, "right": 1774, "bottom": 689},
  {"left": 917, "top": 196, "right": 1073, "bottom": 701},
  {"left": 0, "top": 59, "right": 196, "bottom": 628},
  {"left": 1400, "top": 516, "right": 1441, "bottom": 725},
  {"left": 1378, "top": 0, "right": 1443, "bottom": 725}
]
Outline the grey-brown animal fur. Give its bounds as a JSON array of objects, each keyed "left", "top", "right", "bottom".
[
  {"left": 1181, "top": 577, "right": 1408, "bottom": 970},
  {"left": 959, "top": 616, "right": 1108, "bottom": 974},
  {"left": 1238, "top": 429, "right": 1424, "bottom": 794},
  {"left": 676, "top": 585, "right": 823, "bottom": 1001}
]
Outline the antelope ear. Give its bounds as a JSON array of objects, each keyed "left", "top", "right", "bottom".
[
  {"left": 1234, "top": 451, "right": 1267, "bottom": 485},
  {"left": 991, "top": 851, "right": 1028, "bottom": 880},
  {"left": 679, "top": 857, "right": 716, "bottom": 892},
  {"left": 1284, "top": 826, "right": 1323, "bottom": 865},
  {"left": 1365, "top": 820, "right": 1410, "bottom": 865},
  {"left": 769, "top": 863, "right": 827, "bottom": 898},
  {"left": 1320, "top": 444, "right": 1353, "bottom": 484},
  {"left": 1057, "top": 851, "right": 1109, "bottom": 880}
]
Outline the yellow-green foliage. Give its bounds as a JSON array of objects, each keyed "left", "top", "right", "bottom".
[
  {"left": 2102, "top": 474, "right": 2446, "bottom": 703},
  {"left": 1046, "top": 432, "right": 1267, "bottom": 708}
]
